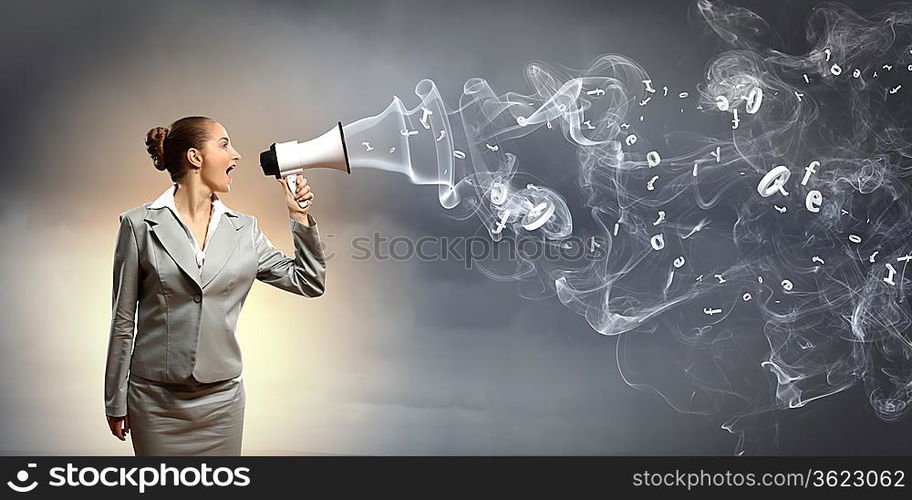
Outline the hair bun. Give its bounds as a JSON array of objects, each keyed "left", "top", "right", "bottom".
[{"left": 145, "top": 127, "right": 170, "bottom": 171}]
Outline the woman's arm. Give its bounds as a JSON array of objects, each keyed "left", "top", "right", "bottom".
[
  {"left": 253, "top": 213, "right": 326, "bottom": 297},
  {"left": 104, "top": 214, "right": 140, "bottom": 418}
]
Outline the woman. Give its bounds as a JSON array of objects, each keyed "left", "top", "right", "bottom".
[{"left": 104, "top": 116, "right": 326, "bottom": 455}]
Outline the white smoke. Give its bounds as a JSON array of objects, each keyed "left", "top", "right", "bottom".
[{"left": 340, "top": 0, "right": 912, "bottom": 454}]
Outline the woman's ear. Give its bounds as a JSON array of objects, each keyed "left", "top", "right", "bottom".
[{"left": 186, "top": 148, "right": 203, "bottom": 168}]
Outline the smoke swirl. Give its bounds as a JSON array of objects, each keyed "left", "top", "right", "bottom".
[{"left": 342, "top": 0, "right": 912, "bottom": 453}]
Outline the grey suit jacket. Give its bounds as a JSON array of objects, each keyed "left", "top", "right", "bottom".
[{"left": 104, "top": 203, "right": 326, "bottom": 417}]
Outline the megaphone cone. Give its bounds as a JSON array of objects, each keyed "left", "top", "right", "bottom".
[
  {"left": 260, "top": 121, "right": 351, "bottom": 177},
  {"left": 260, "top": 122, "right": 351, "bottom": 208}
]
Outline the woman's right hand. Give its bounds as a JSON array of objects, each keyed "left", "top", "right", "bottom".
[{"left": 107, "top": 414, "right": 130, "bottom": 441}]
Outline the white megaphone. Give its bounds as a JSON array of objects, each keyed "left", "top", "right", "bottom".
[{"left": 259, "top": 121, "right": 351, "bottom": 208}]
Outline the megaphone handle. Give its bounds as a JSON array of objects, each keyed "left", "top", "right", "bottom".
[{"left": 285, "top": 175, "right": 310, "bottom": 209}]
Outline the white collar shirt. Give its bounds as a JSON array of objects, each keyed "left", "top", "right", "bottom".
[{"left": 147, "top": 183, "right": 238, "bottom": 268}]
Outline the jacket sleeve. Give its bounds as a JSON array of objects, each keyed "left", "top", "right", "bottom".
[
  {"left": 104, "top": 214, "right": 140, "bottom": 418},
  {"left": 253, "top": 213, "right": 326, "bottom": 297}
]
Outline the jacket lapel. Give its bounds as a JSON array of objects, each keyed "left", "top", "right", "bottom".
[
  {"left": 144, "top": 208, "right": 202, "bottom": 288},
  {"left": 143, "top": 207, "right": 246, "bottom": 290},
  {"left": 200, "top": 213, "right": 245, "bottom": 288}
]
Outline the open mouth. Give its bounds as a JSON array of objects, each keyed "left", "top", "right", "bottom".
[{"left": 226, "top": 164, "right": 236, "bottom": 175}]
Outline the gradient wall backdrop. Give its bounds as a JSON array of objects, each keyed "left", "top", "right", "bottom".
[{"left": 2, "top": 0, "right": 912, "bottom": 455}]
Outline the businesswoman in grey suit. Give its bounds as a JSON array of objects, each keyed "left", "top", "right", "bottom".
[{"left": 104, "top": 116, "right": 326, "bottom": 456}]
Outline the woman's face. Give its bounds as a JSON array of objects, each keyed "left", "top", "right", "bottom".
[{"left": 195, "top": 121, "right": 241, "bottom": 193}]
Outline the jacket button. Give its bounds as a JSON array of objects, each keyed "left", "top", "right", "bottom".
[{"left": 192, "top": 294, "right": 202, "bottom": 303}]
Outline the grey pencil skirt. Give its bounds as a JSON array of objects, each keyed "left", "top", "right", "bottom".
[{"left": 127, "top": 373, "right": 245, "bottom": 456}]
